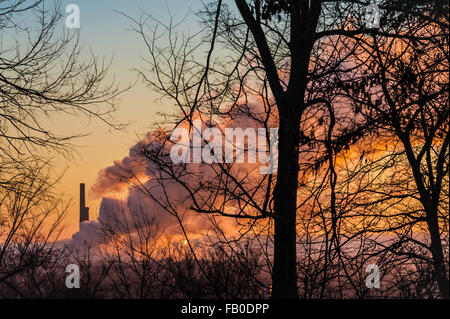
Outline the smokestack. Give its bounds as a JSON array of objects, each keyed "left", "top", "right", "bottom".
[{"left": 80, "top": 183, "right": 89, "bottom": 226}]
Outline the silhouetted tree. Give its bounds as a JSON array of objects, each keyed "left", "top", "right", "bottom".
[
  {"left": 331, "top": 2, "right": 449, "bottom": 297},
  {"left": 1, "top": 0, "right": 123, "bottom": 188},
  {"left": 0, "top": 0, "right": 123, "bottom": 297},
  {"left": 125, "top": 0, "right": 446, "bottom": 298}
]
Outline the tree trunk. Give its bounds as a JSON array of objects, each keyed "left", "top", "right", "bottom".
[
  {"left": 271, "top": 100, "right": 301, "bottom": 299},
  {"left": 426, "top": 204, "right": 449, "bottom": 299},
  {"left": 232, "top": 0, "right": 320, "bottom": 299},
  {"left": 404, "top": 144, "right": 449, "bottom": 298}
]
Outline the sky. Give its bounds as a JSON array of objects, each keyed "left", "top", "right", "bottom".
[{"left": 48, "top": 0, "right": 205, "bottom": 238}]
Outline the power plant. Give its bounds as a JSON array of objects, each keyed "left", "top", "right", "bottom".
[{"left": 79, "top": 183, "right": 89, "bottom": 226}]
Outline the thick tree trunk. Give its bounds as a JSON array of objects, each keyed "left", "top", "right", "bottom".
[
  {"left": 270, "top": 4, "right": 318, "bottom": 297},
  {"left": 271, "top": 100, "right": 301, "bottom": 299},
  {"left": 232, "top": 0, "right": 320, "bottom": 299}
]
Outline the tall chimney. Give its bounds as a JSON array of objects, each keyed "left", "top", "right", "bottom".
[{"left": 79, "top": 183, "right": 89, "bottom": 226}]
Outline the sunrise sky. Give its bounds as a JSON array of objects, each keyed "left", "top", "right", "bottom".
[
  {"left": 1, "top": 0, "right": 446, "bottom": 301},
  {"left": 50, "top": 0, "right": 204, "bottom": 238}
]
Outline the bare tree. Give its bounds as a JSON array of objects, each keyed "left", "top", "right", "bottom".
[
  {"left": 0, "top": 161, "right": 66, "bottom": 294},
  {"left": 0, "top": 0, "right": 123, "bottom": 175},
  {"left": 121, "top": 0, "right": 443, "bottom": 298},
  {"left": 0, "top": 0, "right": 124, "bottom": 297},
  {"left": 325, "top": 2, "right": 449, "bottom": 297}
]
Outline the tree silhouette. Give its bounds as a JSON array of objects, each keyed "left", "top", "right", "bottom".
[{"left": 123, "top": 0, "right": 448, "bottom": 298}]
